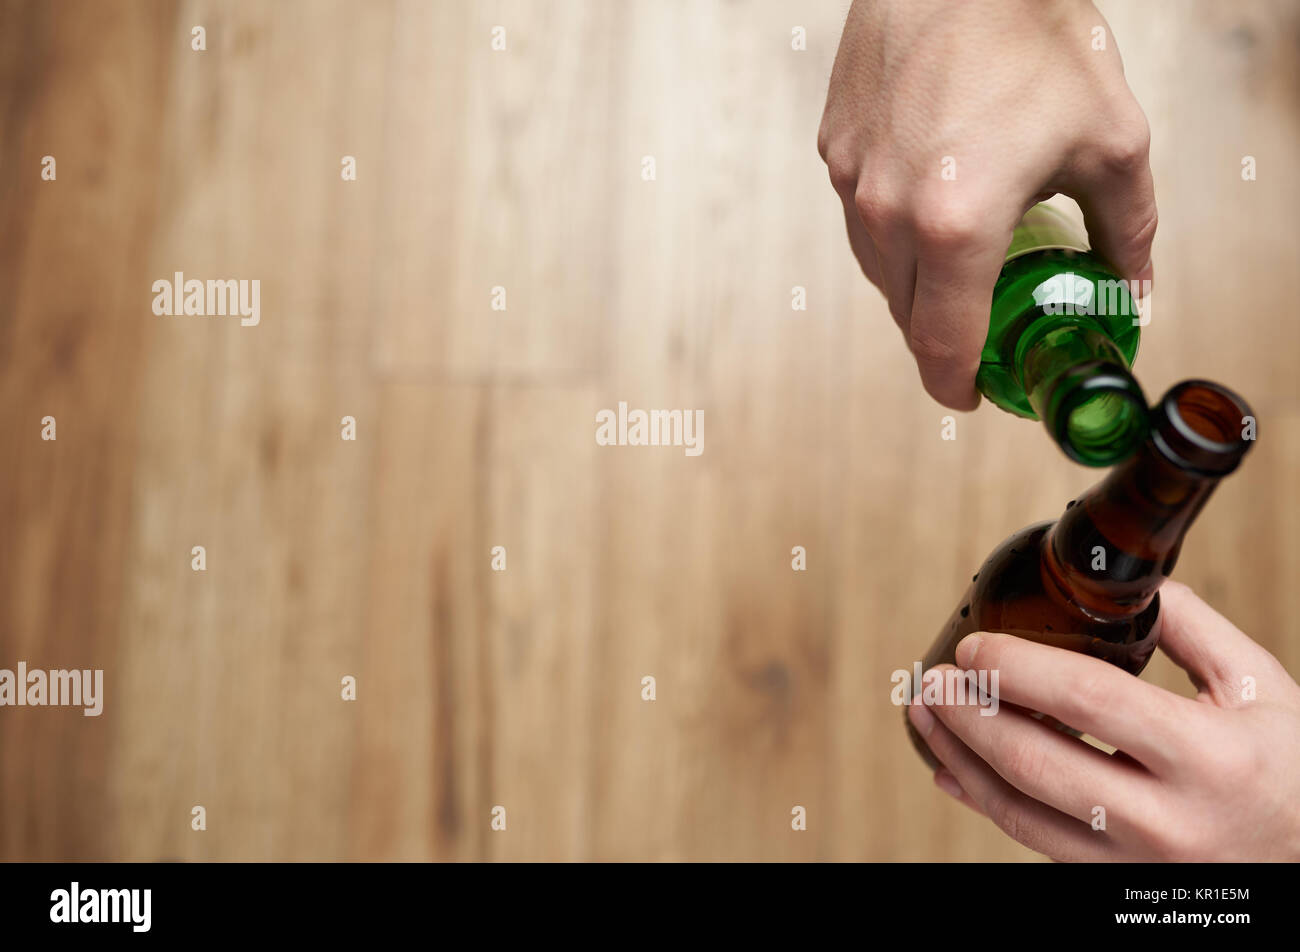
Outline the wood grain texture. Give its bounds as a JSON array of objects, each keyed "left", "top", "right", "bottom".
[{"left": 0, "top": 0, "right": 1296, "bottom": 861}]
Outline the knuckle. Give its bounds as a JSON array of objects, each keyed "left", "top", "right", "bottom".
[
  {"left": 1125, "top": 209, "right": 1159, "bottom": 255},
  {"left": 908, "top": 327, "right": 963, "bottom": 368},
  {"left": 987, "top": 793, "right": 1061, "bottom": 857},
  {"left": 1100, "top": 115, "right": 1151, "bottom": 173},
  {"left": 853, "top": 181, "right": 904, "bottom": 234},
  {"left": 987, "top": 794, "right": 1027, "bottom": 845},
  {"left": 912, "top": 199, "right": 985, "bottom": 251},
  {"left": 1056, "top": 668, "right": 1111, "bottom": 727},
  {"left": 999, "top": 737, "right": 1046, "bottom": 789},
  {"left": 822, "top": 142, "right": 859, "bottom": 196}
]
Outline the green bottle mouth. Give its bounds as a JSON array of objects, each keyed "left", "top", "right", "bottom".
[{"left": 1047, "top": 363, "right": 1150, "bottom": 466}]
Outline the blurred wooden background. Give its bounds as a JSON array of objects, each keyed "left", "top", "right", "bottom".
[{"left": 0, "top": 0, "right": 1297, "bottom": 861}]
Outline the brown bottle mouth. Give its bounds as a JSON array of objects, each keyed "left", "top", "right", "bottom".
[{"left": 1150, "top": 380, "right": 1255, "bottom": 475}]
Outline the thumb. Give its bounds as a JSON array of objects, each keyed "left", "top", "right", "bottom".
[{"left": 1156, "top": 580, "right": 1286, "bottom": 706}]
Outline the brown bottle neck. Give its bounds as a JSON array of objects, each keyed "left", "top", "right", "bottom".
[{"left": 1043, "top": 380, "right": 1254, "bottom": 623}]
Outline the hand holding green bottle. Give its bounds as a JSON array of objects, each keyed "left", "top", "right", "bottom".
[{"left": 818, "top": 0, "right": 1157, "bottom": 415}]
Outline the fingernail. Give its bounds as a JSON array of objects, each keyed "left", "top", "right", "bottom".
[
  {"left": 908, "top": 699, "right": 935, "bottom": 738},
  {"left": 955, "top": 633, "right": 982, "bottom": 668},
  {"left": 934, "top": 769, "right": 964, "bottom": 800}
]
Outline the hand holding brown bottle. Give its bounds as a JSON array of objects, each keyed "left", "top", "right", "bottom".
[{"left": 907, "top": 580, "right": 1300, "bottom": 861}]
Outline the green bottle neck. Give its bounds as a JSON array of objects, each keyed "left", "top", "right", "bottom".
[{"left": 1015, "top": 320, "right": 1149, "bottom": 466}]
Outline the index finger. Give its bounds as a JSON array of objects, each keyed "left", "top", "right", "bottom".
[
  {"left": 907, "top": 214, "right": 1010, "bottom": 410},
  {"left": 955, "top": 630, "right": 1209, "bottom": 775}
]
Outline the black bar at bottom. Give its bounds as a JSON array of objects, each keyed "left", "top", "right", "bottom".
[{"left": 0, "top": 861, "right": 1280, "bottom": 939}]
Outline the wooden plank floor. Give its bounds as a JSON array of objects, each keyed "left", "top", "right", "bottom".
[{"left": 0, "top": 0, "right": 1297, "bottom": 861}]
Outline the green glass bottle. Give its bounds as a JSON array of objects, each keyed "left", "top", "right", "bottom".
[{"left": 979, "top": 203, "right": 1148, "bottom": 466}]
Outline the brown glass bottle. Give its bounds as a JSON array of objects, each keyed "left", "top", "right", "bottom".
[{"left": 906, "top": 380, "right": 1255, "bottom": 767}]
